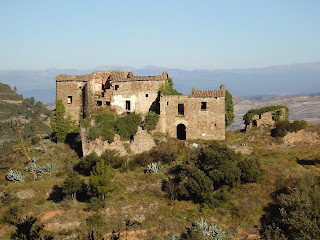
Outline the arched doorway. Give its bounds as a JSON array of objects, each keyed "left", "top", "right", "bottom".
[{"left": 177, "top": 124, "right": 186, "bottom": 140}]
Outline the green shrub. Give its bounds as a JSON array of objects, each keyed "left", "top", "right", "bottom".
[
  {"left": 237, "top": 158, "right": 263, "bottom": 183},
  {"left": 100, "top": 149, "right": 126, "bottom": 169},
  {"left": 77, "top": 152, "right": 101, "bottom": 176},
  {"left": 88, "top": 127, "right": 100, "bottom": 141},
  {"left": 271, "top": 120, "right": 308, "bottom": 138},
  {"left": 143, "top": 111, "right": 160, "bottom": 131},
  {"left": 114, "top": 112, "right": 141, "bottom": 140},
  {"left": 101, "top": 127, "right": 115, "bottom": 142},
  {"left": 170, "top": 165, "right": 215, "bottom": 206},
  {"left": 195, "top": 142, "right": 242, "bottom": 188},
  {"left": 261, "top": 186, "right": 320, "bottom": 240}
]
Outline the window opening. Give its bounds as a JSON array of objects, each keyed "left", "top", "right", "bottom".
[
  {"left": 115, "top": 85, "right": 119, "bottom": 90},
  {"left": 178, "top": 104, "right": 184, "bottom": 115},
  {"left": 126, "top": 101, "right": 131, "bottom": 111},
  {"left": 106, "top": 101, "right": 110, "bottom": 106},
  {"left": 167, "top": 102, "right": 169, "bottom": 106},
  {"left": 201, "top": 102, "right": 207, "bottom": 110},
  {"left": 146, "top": 94, "right": 148, "bottom": 97},
  {"left": 67, "top": 96, "right": 72, "bottom": 104},
  {"left": 97, "top": 101, "right": 102, "bottom": 106}
]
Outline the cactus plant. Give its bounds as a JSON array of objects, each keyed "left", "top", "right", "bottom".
[
  {"left": 146, "top": 162, "right": 161, "bottom": 173},
  {"left": 7, "top": 169, "right": 25, "bottom": 182}
]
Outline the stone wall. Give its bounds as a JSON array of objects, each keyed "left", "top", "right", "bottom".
[
  {"left": 81, "top": 127, "right": 155, "bottom": 157},
  {"left": 56, "top": 80, "right": 87, "bottom": 121},
  {"left": 158, "top": 94, "right": 225, "bottom": 140}
]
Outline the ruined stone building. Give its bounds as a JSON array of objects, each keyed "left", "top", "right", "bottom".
[{"left": 56, "top": 71, "right": 226, "bottom": 144}]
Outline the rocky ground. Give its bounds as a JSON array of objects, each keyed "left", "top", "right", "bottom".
[{"left": 230, "top": 94, "right": 320, "bottom": 131}]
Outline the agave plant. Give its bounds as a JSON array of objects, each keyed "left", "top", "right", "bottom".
[
  {"left": 7, "top": 169, "right": 25, "bottom": 182},
  {"left": 146, "top": 162, "right": 161, "bottom": 173},
  {"left": 193, "top": 218, "right": 230, "bottom": 240},
  {"left": 25, "top": 158, "right": 55, "bottom": 174}
]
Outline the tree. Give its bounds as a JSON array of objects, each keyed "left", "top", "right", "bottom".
[
  {"left": 159, "top": 78, "right": 182, "bottom": 95},
  {"left": 89, "top": 160, "right": 115, "bottom": 199},
  {"left": 62, "top": 171, "right": 84, "bottom": 201},
  {"left": 50, "top": 99, "right": 79, "bottom": 142},
  {"left": 11, "top": 216, "right": 53, "bottom": 240},
  {"left": 225, "top": 89, "right": 234, "bottom": 127}
]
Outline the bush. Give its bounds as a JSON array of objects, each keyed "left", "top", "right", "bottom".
[
  {"left": 261, "top": 177, "right": 320, "bottom": 240},
  {"left": 62, "top": 171, "right": 85, "bottom": 201},
  {"left": 143, "top": 111, "right": 160, "bottom": 131},
  {"left": 100, "top": 149, "right": 126, "bottom": 169},
  {"left": 271, "top": 120, "right": 308, "bottom": 138},
  {"left": 114, "top": 112, "right": 141, "bottom": 140},
  {"left": 88, "top": 127, "right": 100, "bottom": 141},
  {"left": 195, "top": 142, "right": 242, "bottom": 188},
  {"left": 77, "top": 152, "right": 100, "bottom": 176},
  {"left": 237, "top": 158, "right": 263, "bottom": 183},
  {"left": 169, "top": 165, "right": 215, "bottom": 206}
]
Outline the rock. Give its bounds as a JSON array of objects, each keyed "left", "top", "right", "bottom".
[{"left": 16, "top": 189, "right": 35, "bottom": 199}]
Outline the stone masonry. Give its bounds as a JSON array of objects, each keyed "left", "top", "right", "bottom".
[{"left": 56, "top": 71, "right": 226, "bottom": 155}]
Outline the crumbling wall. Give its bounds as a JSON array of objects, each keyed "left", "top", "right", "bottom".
[
  {"left": 81, "top": 127, "right": 155, "bottom": 157},
  {"left": 245, "top": 108, "right": 287, "bottom": 130}
]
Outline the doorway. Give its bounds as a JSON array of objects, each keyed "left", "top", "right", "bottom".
[{"left": 177, "top": 124, "right": 186, "bottom": 140}]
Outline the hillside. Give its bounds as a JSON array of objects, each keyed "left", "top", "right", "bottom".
[
  {"left": 0, "top": 83, "right": 52, "bottom": 145},
  {"left": 230, "top": 94, "right": 320, "bottom": 131},
  {"left": 0, "top": 114, "right": 319, "bottom": 239}
]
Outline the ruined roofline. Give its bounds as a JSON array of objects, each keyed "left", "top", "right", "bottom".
[
  {"left": 188, "top": 85, "right": 226, "bottom": 98},
  {"left": 55, "top": 70, "right": 169, "bottom": 82}
]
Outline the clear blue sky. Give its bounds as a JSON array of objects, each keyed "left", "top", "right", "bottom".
[{"left": 1, "top": 0, "right": 319, "bottom": 70}]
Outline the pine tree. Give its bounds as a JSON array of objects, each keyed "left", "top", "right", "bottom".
[{"left": 89, "top": 160, "right": 115, "bottom": 199}]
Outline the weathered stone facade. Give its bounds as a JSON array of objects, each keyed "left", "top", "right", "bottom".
[
  {"left": 245, "top": 108, "right": 287, "bottom": 131},
  {"left": 56, "top": 71, "right": 226, "bottom": 155},
  {"left": 158, "top": 86, "right": 226, "bottom": 140}
]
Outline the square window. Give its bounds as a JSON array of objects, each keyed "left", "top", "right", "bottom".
[
  {"left": 201, "top": 102, "right": 207, "bottom": 110},
  {"left": 106, "top": 101, "right": 110, "bottom": 106},
  {"left": 67, "top": 96, "right": 72, "bottom": 104},
  {"left": 97, "top": 101, "right": 102, "bottom": 106},
  {"left": 115, "top": 85, "right": 119, "bottom": 90}
]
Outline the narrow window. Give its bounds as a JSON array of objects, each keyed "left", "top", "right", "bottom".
[
  {"left": 178, "top": 104, "right": 184, "bottom": 115},
  {"left": 167, "top": 102, "right": 169, "bottom": 105},
  {"left": 145, "top": 94, "right": 148, "bottom": 97},
  {"left": 126, "top": 101, "right": 131, "bottom": 111},
  {"left": 97, "top": 101, "right": 102, "bottom": 106},
  {"left": 67, "top": 96, "right": 72, "bottom": 104},
  {"left": 115, "top": 85, "right": 119, "bottom": 90},
  {"left": 106, "top": 101, "right": 110, "bottom": 106},
  {"left": 201, "top": 102, "right": 207, "bottom": 110}
]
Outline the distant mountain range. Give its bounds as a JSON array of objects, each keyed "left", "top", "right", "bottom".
[{"left": 0, "top": 62, "right": 320, "bottom": 103}]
